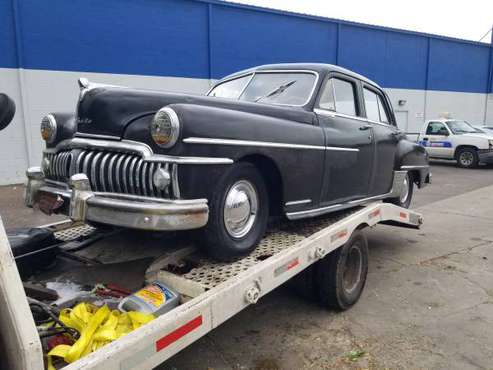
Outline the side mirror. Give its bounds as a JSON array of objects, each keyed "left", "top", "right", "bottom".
[
  {"left": 0, "top": 93, "right": 16, "bottom": 131},
  {"left": 438, "top": 129, "right": 449, "bottom": 136}
]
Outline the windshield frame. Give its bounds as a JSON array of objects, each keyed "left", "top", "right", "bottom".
[
  {"left": 207, "top": 69, "right": 320, "bottom": 107},
  {"left": 445, "top": 120, "right": 483, "bottom": 135}
]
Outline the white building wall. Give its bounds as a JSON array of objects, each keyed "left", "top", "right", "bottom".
[{"left": 0, "top": 68, "right": 491, "bottom": 185}]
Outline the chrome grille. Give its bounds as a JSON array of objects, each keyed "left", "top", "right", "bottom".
[{"left": 44, "top": 149, "right": 172, "bottom": 198}]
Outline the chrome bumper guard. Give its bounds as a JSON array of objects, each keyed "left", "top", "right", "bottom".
[{"left": 25, "top": 167, "right": 209, "bottom": 231}]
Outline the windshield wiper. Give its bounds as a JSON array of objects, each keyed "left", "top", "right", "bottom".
[{"left": 255, "top": 80, "right": 297, "bottom": 102}]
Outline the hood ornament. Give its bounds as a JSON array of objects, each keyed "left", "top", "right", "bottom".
[{"left": 78, "top": 77, "right": 90, "bottom": 90}]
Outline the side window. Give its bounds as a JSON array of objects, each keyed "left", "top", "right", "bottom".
[
  {"left": 426, "top": 122, "right": 448, "bottom": 135},
  {"left": 318, "top": 79, "right": 336, "bottom": 111},
  {"left": 364, "top": 87, "right": 391, "bottom": 124},
  {"left": 377, "top": 95, "right": 390, "bottom": 124},
  {"left": 363, "top": 88, "right": 380, "bottom": 122},
  {"left": 332, "top": 79, "right": 357, "bottom": 116}
]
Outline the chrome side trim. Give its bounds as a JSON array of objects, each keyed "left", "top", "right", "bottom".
[
  {"left": 286, "top": 170, "right": 407, "bottom": 220},
  {"left": 44, "top": 138, "right": 234, "bottom": 165},
  {"left": 207, "top": 69, "right": 320, "bottom": 107},
  {"left": 401, "top": 165, "right": 430, "bottom": 169},
  {"left": 183, "top": 137, "right": 359, "bottom": 152},
  {"left": 285, "top": 199, "right": 312, "bottom": 206},
  {"left": 314, "top": 108, "right": 399, "bottom": 129}
]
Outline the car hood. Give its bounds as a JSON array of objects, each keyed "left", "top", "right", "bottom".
[
  {"left": 76, "top": 85, "right": 315, "bottom": 138},
  {"left": 460, "top": 133, "right": 493, "bottom": 140}
]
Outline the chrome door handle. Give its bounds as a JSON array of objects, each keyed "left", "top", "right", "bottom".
[{"left": 359, "top": 124, "right": 372, "bottom": 130}]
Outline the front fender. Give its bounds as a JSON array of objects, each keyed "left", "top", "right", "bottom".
[{"left": 123, "top": 104, "right": 325, "bottom": 206}]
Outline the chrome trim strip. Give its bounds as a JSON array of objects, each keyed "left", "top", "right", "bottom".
[
  {"left": 401, "top": 165, "right": 430, "bottom": 169},
  {"left": 74, "top": 133, "right": 121, "bottom": 141},
  {"left": 207, "top": 69, "right": 320, "bottom": 107},
  {"left": 285, "top": 199, "right": 312, "bottom": 206},
  {"left": 287, "top": 171, "right": 407, "bottom": 220},
  {"left": 314, "top": 108, "right": 398, "bottom": 129},
  {"left": 171, "top": 164, "right": 180, "bottom": 199},
  {"left": 183, "top": 137, "right": 359, "bottom": 152},
  {"left": 44, "top": 138, "right": 233, "bottom": 165}
]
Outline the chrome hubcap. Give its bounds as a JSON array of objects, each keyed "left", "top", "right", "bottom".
[
  {"left": 223, "top": 180, "right": 258, "bottom": 238},
  {"left": 343, "top": 245, "right": 363, "bottom": 294},
  {"left": 460, "top": 152, "right": 473, "bottom": 166},
  {"left": 400, "top": 174, "right": 410, "bottom": 203}
]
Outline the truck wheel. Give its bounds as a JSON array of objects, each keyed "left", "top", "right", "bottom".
[
  {"left": 456, "top": 148, "right": 479, "bottom": 168},
  {"left": 386, "top": 172, "right": 413, "bottom": 208},
  {"left": 316, "top": 230, "right": 368, "bottom": 310},
  {"left": 201, "top": 162, "right": 269, "bottom": 261}
]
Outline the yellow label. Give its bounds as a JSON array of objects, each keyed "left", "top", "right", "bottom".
[{"left": 135, "top": 285, "right": 166, "bottom": 308}]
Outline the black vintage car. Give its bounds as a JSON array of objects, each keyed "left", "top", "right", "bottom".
[{"left": 26, "top": 63, "right": 430, "bottom": 259}]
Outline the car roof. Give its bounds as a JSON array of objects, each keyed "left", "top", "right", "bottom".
[{"left": 219, "top": 63, "right": 379, "bottom": 87}]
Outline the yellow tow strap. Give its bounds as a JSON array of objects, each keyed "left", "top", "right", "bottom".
[{"left": 47, "top": 303, "right": 154, "bottom": 370}]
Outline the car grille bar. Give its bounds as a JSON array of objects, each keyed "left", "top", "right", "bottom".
[{"left": 44, "top": 149, "right": 172, "bottom": 198}]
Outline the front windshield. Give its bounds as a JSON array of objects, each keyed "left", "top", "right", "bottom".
[
  {"left": 446, "top": 120, "right": 482, "bottom": 134},
  {"left": 208, "top": 72, "right": 317, "bottom": 106}
]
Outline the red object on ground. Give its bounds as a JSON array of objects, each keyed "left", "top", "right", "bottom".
[{"left": 47, "top": 334, "right": 73, "bottom": 351}]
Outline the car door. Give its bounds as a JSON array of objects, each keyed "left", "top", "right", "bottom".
[
  {"left": 361, "top": 85, "right": 399, "bottom": 196},
  {"left": 421, "top": 121, "right": 453, "bottom": 158},
  {"left": 314, "top": 74, "right": 374, "bottom": 205}
]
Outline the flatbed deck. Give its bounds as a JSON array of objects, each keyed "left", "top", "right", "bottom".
[{"left": 0, "top": 202, "right": 422, "bottom": 370}]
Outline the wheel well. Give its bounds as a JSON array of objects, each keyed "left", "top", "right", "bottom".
[
  {"left": 406, "top": 169, "right": 420, "bottom": 186},
  {"left": 239, "top": 154, "right": 283, "bottom": 217},
  {"left": 454, "top": 145, "right": 478, "bottom": 159}
]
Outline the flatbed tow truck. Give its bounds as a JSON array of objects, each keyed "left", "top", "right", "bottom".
[{"left": 0, "top": 202, "right": 422, "bottom": 370}]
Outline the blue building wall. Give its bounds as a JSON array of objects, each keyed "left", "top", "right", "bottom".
[{"left": 2, "top": 0, "right": 493, "bottom": 93}]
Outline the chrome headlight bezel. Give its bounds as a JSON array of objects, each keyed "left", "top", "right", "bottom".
[
  {"left": 150, "top": 107, "right": 180, "bottom": 148},
  {"left": 40, "top": 114, "right": 57, "bottom": 144}
]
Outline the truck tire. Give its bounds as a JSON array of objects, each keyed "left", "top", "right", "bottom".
[
  {"left": 456, "top": 147, "right": 479, "bottom": 168},
  {"left": 315, "top": 230, "right": 368, "bottom": 310},
  {"left": 386, "top": 172, "right": 413, "bottom": 208},
  {"left": 201, "top": 162, "right": 269, "bottom": 261}
]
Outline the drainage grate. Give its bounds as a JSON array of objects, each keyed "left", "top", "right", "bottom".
[{"left": 54, "top": 224, "right": 97, "bottom": 241}]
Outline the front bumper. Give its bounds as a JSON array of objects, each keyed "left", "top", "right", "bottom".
[
  {"left": 25, "top": 168, "right": 208, "bottom": 231},
  {"left": 479, "top": 150, "right": 493, "bottom": 164}
]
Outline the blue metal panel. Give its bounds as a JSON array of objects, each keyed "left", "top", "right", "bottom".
[
  {"left": 16, "top": 0, "right": 210, "bottom": 78},
  {"left": 0, "top": 0, "right": 492, "bottom": 94},
  {"left": 428, "top": 39, "right": 490, "bottom": 93},
  {"left": 338, "top": 25, "right": 428, "bottom": 90},
  {"left": 0, "top": 0, "right": 18, "bottom": 68},
  {"left": 209, "top": 4, "right": 337, "bottom": 79}
]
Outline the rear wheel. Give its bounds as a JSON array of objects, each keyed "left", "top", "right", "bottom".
[
  {"left": 201, "top": 162, "right": 269, "bottom": 261},
  {"left": 387, "top": 172, "right": 413, "bottom": 208},
  {"left": 315, "top": 230, "right": 368, "bottom": 310},
  {"left": 456, "top": 147, "right": 479, "bottom": 168}
]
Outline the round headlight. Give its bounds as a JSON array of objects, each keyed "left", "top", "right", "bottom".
[
  {"left": 40, "top": 114, "right": 57, "bottom": 143},
  {"left": 150, "top": 107, "right": 180, "bottom": 148}
]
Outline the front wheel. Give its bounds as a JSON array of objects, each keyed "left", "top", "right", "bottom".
[{"left": 201, "top": 162, "right": 269, "bottom": 261}]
